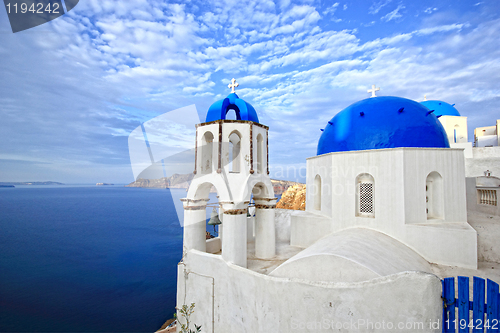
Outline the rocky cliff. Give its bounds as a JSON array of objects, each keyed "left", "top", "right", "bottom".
[
  {"left": 0, "top": 181, "right": 64, "bottom": 185},
  {"left": 125, "top": 173, "right": 195, "bottom": 189},
  {"left": 276, "top": 184, "right": 306, "bottom": 210},
  {"left": 271, "top": 179, "right": 302, "bottom": 195}
]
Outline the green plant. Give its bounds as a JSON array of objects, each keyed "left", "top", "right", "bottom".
[{"left": 176, "top": 303, "right": 202, "bottom": 333}]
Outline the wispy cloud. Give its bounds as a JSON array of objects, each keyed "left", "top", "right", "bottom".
[
  {"left": 415, "top": 23, "right": 467, "bottom": 35},
  {"left": 381, "top": 4, "right": 405, "bottom": 22},
  {"left": 324, "top": 2, "right": 339, "bottom": 15},
  {"left": 369, "top": 0, "right": 392, "bottom": 14}
]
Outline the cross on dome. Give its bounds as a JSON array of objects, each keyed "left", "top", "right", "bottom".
[
  {"left": 228, "top": 78, "right": 239, "bottom": 93},
  {"left": 367, "top": 84, "right": 380, "bottom": 98}
]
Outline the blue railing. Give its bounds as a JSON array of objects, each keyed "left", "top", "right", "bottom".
[{"left": 443, "top": 276, "right": 500, "bottom": 332}]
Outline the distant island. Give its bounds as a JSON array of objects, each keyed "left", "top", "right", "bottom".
[
  {"left": 96, "top": 183, "right": 114, "bottom": 186},
  {"left": 125, "top": 173, "right": 302, "bottom": 195},
  {"left": 0, "top": 185, "right": 15, "bottom": 188},
  {"left": 0, "top": 181, "right": 64, "bottom": 186}
]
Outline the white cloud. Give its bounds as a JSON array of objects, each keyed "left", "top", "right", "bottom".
[
  {"left": 369, "top": 0, "right": 392, "bottom": 14},
  {"left": 324, "top": 3, "right": 339, "bottom": 15},
  {"left": 381, "top": 4, "right": 405, "bottom": 22},
  {"left": 415, "top": 23, "right": 466, "bottom": 35}
]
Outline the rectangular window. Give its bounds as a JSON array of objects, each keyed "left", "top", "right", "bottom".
[
  {"left": 359, "top": 183, "right": 374, "bottom": 214},
  {"left": 478, "top": 189, "right": 498, "bottom": 206}
]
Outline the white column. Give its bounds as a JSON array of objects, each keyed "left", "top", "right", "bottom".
[
  {"left": 247, "top": 216, "right": 255, "bottom": 242},
  {"left": 222, "top": 207, "right": 247, "bottom": 268},
  {"left": 183, "top": 206, "right": 206, "bottom": 254},
  {"left": 254, "top": 198, "right": 276, "bottom": 259}
]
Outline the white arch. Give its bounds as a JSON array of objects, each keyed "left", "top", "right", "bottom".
[
  {"left": 239, "top": 174, "right": 275, "bottom": 202},
  {"left": 187, "top": 175, "right": 231, "bottom": 202},
  {"left": 426, "top": 171, "right": 444, "bottom": 220}
]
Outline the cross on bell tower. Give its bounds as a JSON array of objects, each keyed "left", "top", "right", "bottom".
[
  {"left": 367, "top": 84, "right": 380, "bottom": 98},
  {"left": 228, "top": 78, "right": 239, "bottom": 93}
]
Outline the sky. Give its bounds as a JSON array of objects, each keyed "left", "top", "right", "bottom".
[{"left": 1, "top": 0, "right": 499, "bottom": 184}]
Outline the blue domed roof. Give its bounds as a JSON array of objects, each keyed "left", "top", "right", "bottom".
[
  {"left": 205, "top": 93, "right": 259, "bottom": 123},
  {"left": 420, "top": 100, "right": 460, "bottom": 117},
  {"left": 317, "top": 96, "right": 450, "bottom": 155}
]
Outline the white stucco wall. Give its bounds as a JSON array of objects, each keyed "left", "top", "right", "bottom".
[
  {"left": 177, "top": 250, "right": 442, "bottom": 333},
  {"left": 439, "top": 115, "right": 468, "bottom": 143},
  {"left": 451, "top": 142, "right": 473, "bottom": 158},
  {"left": 466, "top": 177, "right": 500, "bottom": 216},
  {"left": 402, "top": 149, "right": 467, "bottom": 224},
  {"left": 476, "top": 176, "right": 500, "bottom": 187},
  {"left": 294, "top": 148, "right": 477, "bottom": 268},
  {"left": 477, "top": 135, "right": 499, "bottom": 147},
  {"left": 465, "top": 147, "right": 500, "bottom": 177},
  {"left": 274, "top": 209, "right": 293, "bottom": 242},
  {"left": 206, "top": 237, "right": 221, "bottom": 254},
  {"left": 468, "top": 212, "right": 500, "bottom": 263},
  {"left": 474, "top": 121, "right": 499, "bottom": 147},
  {"left": 291, "top": 211, "right": 331, "bottom": 248}
]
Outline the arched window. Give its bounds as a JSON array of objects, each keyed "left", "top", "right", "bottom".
[
  {"left": 201, "top": 131, "right": 213, "bottom": 174},
  {"left": 454, "top": 124, "right": 460, "bottom": 143},
  {"left": 356, "top": 173, "right": 374, "bottom": 217},
  {"left": 426, "top": 171, "right": 444, "bottom": 219},
  {"left": 314, "top": 174, "right": 322, "bottom": 211},
  {"left": 257, "top": 134, "right": 264, "bottom": 174},
  {"left": 229, "top": 132, "right": 241, "bottom": 173}
]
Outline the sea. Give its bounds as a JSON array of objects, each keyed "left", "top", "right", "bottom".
[{"left": 0, "top": 185, "right": 220, "bottom": 333}]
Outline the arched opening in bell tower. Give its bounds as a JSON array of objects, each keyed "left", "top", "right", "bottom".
[
  {"left": 257, "top": 134, "right": 264, "bottom": 174},
  {"left": 228, "top": 131, "right": 241, "bottom": 173},
  {"left": 225, "top": 108, "right": 239, "bottom": 120},
  {"left": 185, "top": 182, "right": 223, "bottom": 255},
  {"left": 201, "top": 131, "right": 214, "bottom": 174}
]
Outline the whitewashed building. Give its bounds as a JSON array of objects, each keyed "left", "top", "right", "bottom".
[{"left": 176, "top": 83, "right": 481, "bottom": 332}]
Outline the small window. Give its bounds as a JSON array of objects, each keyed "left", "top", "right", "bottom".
[
  {"left": 228, "top": 132, "right": 241, "bottom": 173},
  {"left": 201, "top": 131, "right": 214, "bottom": 174},
  {"left": 426, "top": 171, "right": 444, "bottom": 219},
  {"left": 356, "top": 174, "right": 374, "bottom": 217},
  {"left": 478, "top": 189, "right": 497, "bottom": 206},
  {"left": 314, "top": 174, "right": 321, "bottom": 211}
]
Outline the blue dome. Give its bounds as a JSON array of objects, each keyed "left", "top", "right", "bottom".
[
  {"left": 420, "top": 100, "right": 460, "bottom": 117},
  {"left": 205, "top": 93, "right": 259, "bottom": 123},
  {"left": 317, "top": 96, "right": 450, "bottom": 155}
]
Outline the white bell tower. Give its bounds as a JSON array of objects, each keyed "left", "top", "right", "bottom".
[{"left": 182, "top": 79, "right": 276, "bottom": 268}]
